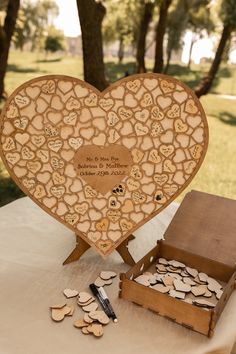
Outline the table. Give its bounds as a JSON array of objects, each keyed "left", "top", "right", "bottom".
[{"left": 0, "top": 197, "right": 236, "bottom": 354}]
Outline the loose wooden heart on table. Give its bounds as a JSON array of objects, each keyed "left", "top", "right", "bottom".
[{"left": 0, "top": 74, "right": 208, "bottom": 256}]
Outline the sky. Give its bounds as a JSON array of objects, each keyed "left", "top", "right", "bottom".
[
  {"left": 182, "top": 31, "right": 215, "bottom": 65},
  {"left": 54, "top": 0, "right": 81, "bottom": 37}
]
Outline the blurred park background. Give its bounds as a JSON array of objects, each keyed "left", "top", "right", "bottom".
[{"left": 0, "top": 0, "right": 236, "bottom": 206}]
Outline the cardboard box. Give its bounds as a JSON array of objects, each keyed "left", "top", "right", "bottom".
[{"left": 119, "top": 191, "right": 236, "bottom": 337}]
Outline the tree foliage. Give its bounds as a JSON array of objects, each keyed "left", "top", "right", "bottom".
[
  {"left": 194, "top": 0, "right": 236, "bottom": 97},
  {"left": 0, "top": 0, "right": 9, "bottom": 12},
  {"left": 220, "top": 0, "right": 236, "bottom": 28},
  {"left": 164, "top": 0, "right": 187, "bottom": 72},
  {"left": 13, "top": 0, "right": 59, "bottom": 51},
  {"left": 165, "top": 0, "right": 214, "bottom": 71},
  {"left": 103, "top": 0, "right": 142, "bottom": 61},
  {"left": 187, "top": 0, "right": 214, "bottom": 32},
  {"left": 44, "top": 27, "right": 64, "bottom": 53}
]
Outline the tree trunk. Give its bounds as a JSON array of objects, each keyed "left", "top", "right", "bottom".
[
  {"left": 136, "top": 1, "right": 154, "bottom": 73},
  {"left": 0, "top": 27, "right": 6, "bottom": 55},
  {"left": 76, "top": 0, "right": 108, "bottom": 91},
  {"left": 0, "top": 0, "right": 20, "bottom": 99},
  {"left": 187, "top": 34, "right": 195, "bottom": 69},
  {"left": 153, "top": 0, "right": 172, "bottom": 73},
  {"left": 118, "top": 36, "right": 124, "bottom": 63},
  {"left": 163, "top": 46, "right": 172, "bottom": 74},
  {"left": 194, "top": 24, "right": 231, "bottom": 98}
]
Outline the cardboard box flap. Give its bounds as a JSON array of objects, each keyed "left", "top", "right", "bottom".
[{"left": 163, "top": 190, "right": 236, "bottom": 268}]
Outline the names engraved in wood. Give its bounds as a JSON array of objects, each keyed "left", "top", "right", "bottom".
[{"left": 74, "top": 145, "right": 133, "bottom": 195}]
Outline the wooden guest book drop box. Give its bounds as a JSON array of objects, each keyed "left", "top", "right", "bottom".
[{"left": 120, "top": 190, "right": 236, "bottom": 337}]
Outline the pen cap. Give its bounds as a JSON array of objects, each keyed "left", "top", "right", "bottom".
[{"left": 89, "top": 283, "right": 99, "bottom": 296}]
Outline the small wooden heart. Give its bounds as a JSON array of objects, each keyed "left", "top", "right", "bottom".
[
  {"left": 169, "top": 289, "right": 185, "bottom": 299},
  {"left": 81, "top": 327, "right": 90, "bottom": 335},
  {"left": 183, "top": 277, "right": 196, "bottom": 286},
  {"left": 77, "top": 292, "right": 92, "bottom": 303},
  {"left": 63, "top": 288, "right": 79, "bottom": 298},
  {"left": 88, "top": 310, "right": 110, "bottom": 325},
  {"left": 50, "top": 303, "right": 66, "bottom": 309},
  {"left": 186, "top": 267, "right": 198, "bottom": 278},
  {"left": 173, "top": 279, "right": 191, "bottom": 292},
  {"left": 134, "top": 275, "right": 150, "bottom": 287},
  {"left": 84, "top": 313, "right": 94, "bottom": 323},
  {"left": 193, "top": 299, "right": 215, "bottom": 308},
  {"left": 77, "top": 297, "right": 95, "bottom": 307},
  {"left": 87, "top": 323, "right": 104, "bottom": 337},
  {"left": 51, "top": 304, "right": 71, "bottom": 322},
  {"left": 162, "top": 275, "right": 174, "bottom": 286},
  {"left": 94, "top": 276, "right": 113, "bottom": 287},
  {"left": 100, "top": 270, "right": 117, "bottom": 280},
  {"left": 191, "top": 285, "right": 207, "bottom": 297},
  {"left": 82, "top": 302, "right": 98, "bottom": 313},
  {"left": 151, "top": 284, "right": 170, "bottom": 293},
  {"left": 0, "top": 74, "right": 208, "bottom": 256},
  {"left": 198, "top": 272, "right": 208, "bottom": 283},
  {"left": 74, "top": 319, "right": 88, "bottom": 328},
  {"left": 207, "top": 277, "right": 222, "bottom": 292}
]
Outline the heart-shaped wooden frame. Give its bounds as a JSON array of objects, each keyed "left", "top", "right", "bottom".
[{"left": 0, "top": 73, "right": 208, "bottom": 257}]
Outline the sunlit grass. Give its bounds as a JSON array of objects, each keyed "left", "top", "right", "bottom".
[
  {"left": 5, "top": 50, "right": 84, "bottom": 94},
  {"left": 178, "top": 94, "right": 236, "bottom": 201}
]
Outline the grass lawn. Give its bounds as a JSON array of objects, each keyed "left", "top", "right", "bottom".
[
  {"left": 0, "top": 50, "right": 236, "bottom": 206},
  {"left": 177, "top": 94, "right": 236, "bottom": 201}
]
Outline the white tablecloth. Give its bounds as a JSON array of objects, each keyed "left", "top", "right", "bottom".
[{"left": 0, "top": 197, "right": 236, "bottom": 354}]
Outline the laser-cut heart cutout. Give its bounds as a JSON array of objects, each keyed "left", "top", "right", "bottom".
[{"left": 0, "top": 74, "right": 208, "bottom": 257}]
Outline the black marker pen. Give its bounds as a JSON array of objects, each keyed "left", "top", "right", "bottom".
[
  {"left": 89, "top": 283, "right": 111, "bottom": 317},
  {"left": 98, "top": 286, "right": 118, "bottom": 323}
]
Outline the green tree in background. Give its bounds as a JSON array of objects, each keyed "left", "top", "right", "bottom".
[
  {"left": 195, "top": 0, "right": 236, "bottom": 97},
  {"left": 164, "top": 0, "right": 213, "bottom": 73},
  {"left": 103, "top": 0, "right": 141, "bottom": 63},
  {"left": 186, "top": 0, "right": 214, "bottom": 69},
  {"left": 164, "top": 0, "right": 187, "bottom": 73},
  {"left": 45, "top": 26, "right": 64, "bottom": 53},
  {"left": 14, "top": 0, "right": 59, "bottom": 52}
]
